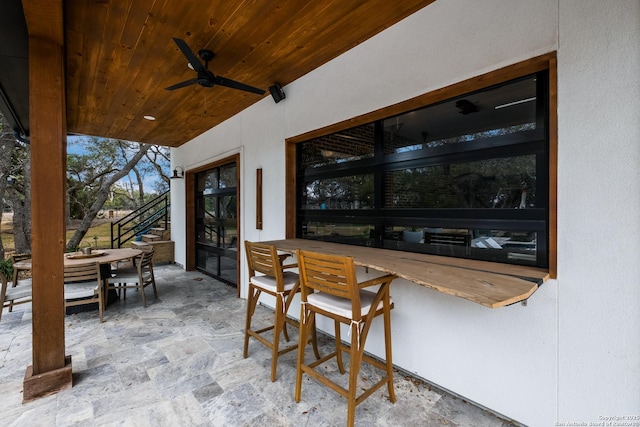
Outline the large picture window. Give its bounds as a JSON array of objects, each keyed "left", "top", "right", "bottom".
[{"left": 295, "top": 71, "right": 549, "bottom": 267}]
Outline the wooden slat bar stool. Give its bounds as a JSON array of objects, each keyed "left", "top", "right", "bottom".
[
  {"left": 295, "top": 249, "right": 397, "bottom": 427},
  {"left": 243, "top": 241, "right": 319, "bottom": 382}
]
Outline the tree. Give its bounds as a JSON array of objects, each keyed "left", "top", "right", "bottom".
[
  {"left": 0, "top": 115, "right": 13, "bottom": 259},
  {"left": 7, "top": 143, "right": 30, "bottom": 253},
  {"left": 103, "top": 145, "right": 170, "bottom": 209},
  {"left": 1, "top": 123, "right": 167, "bottom": 254},
  {"left": 144, "top": 146, "right": 171, "bottom": 194},
  {"left": 0, "top": 113, "right": 31, "bottom": 257},
  {"left": 66, "top": 137, "right": 152, "bottom": 250}
]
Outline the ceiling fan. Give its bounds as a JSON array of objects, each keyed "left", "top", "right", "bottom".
[{"left": 165, "top": 37, "right": 265, "bottom": 95}]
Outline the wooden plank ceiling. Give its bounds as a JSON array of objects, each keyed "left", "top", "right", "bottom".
[{"left": 64, "top": 0, "right": 435, "bottom": 147}]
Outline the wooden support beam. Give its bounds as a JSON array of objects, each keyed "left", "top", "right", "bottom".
[{"left": 22, "top": 0, "right": 71, "bottom": 401}]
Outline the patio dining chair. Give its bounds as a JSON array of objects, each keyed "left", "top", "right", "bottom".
[
  {"left": 0, "top": 269, "right": 33, "bottom": 322},
  {"left": 11, "top": 253, "right": 32, "bottom": 282},
  {"left": 243, "top": 241, "right": 319, "bottom": 382},
  {"left": 295, "top": 249, "right": 397, "bottom": 427},
  {"left": 3, "top": 253, "right": 33, "bottom": 315},
  {"left": 64, "top": 262, "right": 104, "bottom": 322},
  {"left": 107, "top": 247, "right": 157, "bottom": 307}
]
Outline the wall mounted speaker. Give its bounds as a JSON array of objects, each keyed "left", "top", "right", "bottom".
[{"left": 269, "top": 83, "right": 285, "bottom": 103}]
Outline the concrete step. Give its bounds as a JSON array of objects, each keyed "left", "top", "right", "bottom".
[
  {"left": 130, "top": 240, "right": 151, "bottom": 248},
  {"left": 149, "top": 227, "right": 171, "bottom": 239}
]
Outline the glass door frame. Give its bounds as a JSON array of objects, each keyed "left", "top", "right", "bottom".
[{"left": 185, "top": 154, "right": 241, "bottom": 295}]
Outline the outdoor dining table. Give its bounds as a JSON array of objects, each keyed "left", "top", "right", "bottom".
[
  {"left": 260, "top": 239, "right": 550, "bottom": 308},
  {"left": 61, "top": 247, "right": 143, "bottom": 268},
  {"left": 13, "top": 247, "right": 142, "bottom": 269},
  {"left": 14, "top": 247, "right": 143, "bottom": 310}
]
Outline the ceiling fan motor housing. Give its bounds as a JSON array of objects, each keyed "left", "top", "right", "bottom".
[
  {"left": 197, "top": 71, "right": 215, "bottom": 87},
  {"left": 198, "top": 49, "right": 215, "bottom": 62}
]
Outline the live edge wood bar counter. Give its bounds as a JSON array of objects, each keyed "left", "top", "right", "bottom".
[{"left": 261, "top": 239, "right": 549, "bottom": 308}]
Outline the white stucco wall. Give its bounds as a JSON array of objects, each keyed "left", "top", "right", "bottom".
[
  {"left": 172, "top": 0, "right": 640, "bottom": 425},
  {"left": 556, "top": 0, "right": 640, "bottom": 422}
]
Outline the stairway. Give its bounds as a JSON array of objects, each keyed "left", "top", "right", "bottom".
[
  {"left": 131, "top": 225, "right": 175, "bottom": 265},
  {"left": 110, "top": 191, "right": 174, "bottom": 264}
]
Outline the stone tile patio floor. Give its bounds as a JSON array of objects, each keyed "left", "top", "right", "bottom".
[{"left": 0, "top": 264, "right": 514, "bottom": 426}]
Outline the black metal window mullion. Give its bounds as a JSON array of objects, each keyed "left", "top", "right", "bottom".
[{"left": 295, "top": 71, "right": 549, "bottom": 268}]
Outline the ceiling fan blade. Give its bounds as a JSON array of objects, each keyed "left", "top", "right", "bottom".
[
  {"left": 165, "top": 78, "right": 199, "bottom": 91},
  {"left": 171, "top": 37, "right": 206, "bottom": 73},
  {"left": 214, "top": 76, "right": 265, "bottom": 95}
]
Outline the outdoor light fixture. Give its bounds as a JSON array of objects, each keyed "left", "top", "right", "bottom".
[
  {"left": 269, "top": 83, "right": 285, "bottom": 103},
  {"left": 170, "top": 166, "right": 184, "bottom": 179}
]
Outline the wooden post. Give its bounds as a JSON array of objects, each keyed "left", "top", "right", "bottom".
[{"left": 22, "top": 0, "right": 72, "bottom": 401}]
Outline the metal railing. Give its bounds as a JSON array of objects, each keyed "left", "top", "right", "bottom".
[{"left": 110, "top": 191, "right": 170, "bottom": 248}]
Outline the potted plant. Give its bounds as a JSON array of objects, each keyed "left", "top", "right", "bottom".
[{"left": 0, "top": 258, "right": 13, "bottom": 281}]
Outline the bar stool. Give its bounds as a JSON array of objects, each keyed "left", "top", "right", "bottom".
[
  {"left": 294, "top": 249, "right": 397, "bottom": 427},
  {"left": 243, "top": 241, "right": 319, "bottom": 382}
]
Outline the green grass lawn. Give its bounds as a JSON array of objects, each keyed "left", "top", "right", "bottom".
[
  {"left": 67, "top": 221, "right": 114, "bottom": 250},
  {"left": 1, "top": 215, "right": 114, "bottom": 259}
]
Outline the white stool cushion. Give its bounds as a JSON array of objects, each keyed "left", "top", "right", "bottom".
[
  {"left": 250, "top": 272, "right": 298, "bottom": 293},
  {"left": 307, "top": 290, "right": 392, "bottom": 319},
  {"left": 64, "top": 281, "right": 98, "bottom": 299}
]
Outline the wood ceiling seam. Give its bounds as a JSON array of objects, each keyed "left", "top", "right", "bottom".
[
  {"left": 102, "top": 0, "right": 198, "bottom": 137},
  {"left": 203, "top": 0, "right": 321, "bottom": 80},
  {"left": 105, "top": 1, "right": 230, "bottom": 139}
]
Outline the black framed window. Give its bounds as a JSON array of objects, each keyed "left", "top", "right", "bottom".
[{"left": 296, "top": 72, "right": 549, "bottom": 267}]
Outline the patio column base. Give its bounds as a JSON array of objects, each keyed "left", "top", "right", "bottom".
[{"left": 22, "top": 356, "right": 72, "bottom": 403}]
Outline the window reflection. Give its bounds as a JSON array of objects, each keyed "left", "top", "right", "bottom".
[
  {"left": 381, "top": 226, "right": 537, "bottom": 264},
  {"left": 383, "top": 77, "right": 537, "bottom": 154},
  {"left": 219, "top": 164, "right": 237, "bottom": 188},
  {"left": 300, "top": 124, "right": 375, "bottom": 168},
  {"left": 302, "top": 222, "right": 375, "bottom": 246},
  {"left": 303, "top": 174, "right": 374, "bottom": 209},
  {"left": 384, "top": 155, "right": 536, "bottom": 209}
]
